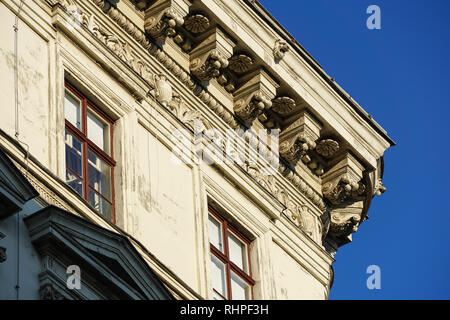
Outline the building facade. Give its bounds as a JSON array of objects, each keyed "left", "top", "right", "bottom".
[{"left": 0, "top": 0, "right": 393, "bottom": 300}]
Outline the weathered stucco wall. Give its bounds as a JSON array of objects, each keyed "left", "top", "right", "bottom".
[{"left": 0, "top": 3, "right": 49, "bottom": 167}]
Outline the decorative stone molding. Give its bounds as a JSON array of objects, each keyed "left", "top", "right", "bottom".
[
  {"left": 279, "top": 111, "right": 322, "bottom": 164},
  {"left": 153, "top": 74, "right": 173, "bottom": 105},
  {"left": 228, "top": 53, "right": 253, "bottom": 73},
  {"left": 168, "top": 94, "right": 211, "bottom": 133},
  {"left": 272, "top": 96, "right": 296, "bottom": 115},
  {"left": 190, "top": 50, "right": 229, "bottom": 82},
  {"left": 144, "top": 0, "right": 187, "bottom": 41},
  {"left": 184, "top": 13, "right": 210, "bottom": 34},
  {"left": 374, "top": 178, "right": 387, "bottom": 196},
  {"left": 274, "top": 39, "right": 289, "bottom": 60},
  {"left": 40, "top": 284, "right": 66, "bottom": 300},
  {"left": 233, "top": 70, "right": 278, "bottom": 123},
  {"left": 189, "top": 28, "right": 234, "bottom": 82},
  {"left": 321, "top": 153, "right": 367, "bottom": 246},
  {"left": 316, "top": 139, "right": 340, "bottom": 158}
]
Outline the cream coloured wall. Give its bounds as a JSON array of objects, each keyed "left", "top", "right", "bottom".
[{"left": 0, "top": 0, "right": 392, "bottom": 300}]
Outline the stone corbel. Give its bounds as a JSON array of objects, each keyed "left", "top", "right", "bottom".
[
  {"left": 321, "top": 152, "right": 367, "bottom": 247},
  {"left": 144, "top": 0, "right": 188, "bottom": 41},
  {"left": 189, "top": 28, "right": 235, "bottom": 82},
  {"left": 233, "top": 69, "right": 278, "bottom": 123},
  {"left": 279, "top": 110, "right": 321, "bottom": 163}
]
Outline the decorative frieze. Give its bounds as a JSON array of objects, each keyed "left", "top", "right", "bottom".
[
  {"left": 144, "top": 0, "right": 187, "bottom": 41},
  {"left": 168, "top": 94, "right": 211, "bottom": 133}
]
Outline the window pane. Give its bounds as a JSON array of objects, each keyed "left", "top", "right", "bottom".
[
  {"left": 89, "top": 188, "right": 112, "bottom": 219},
  {"left": 209, "top": 215, "right": 223, "bottom": 252},
  {"left": 230, "top": 271, "right": 251, "bottom": 300},
  {"left": 66, "top": 168, "right": 83, "bottom": 196},
  {"left": 65, "top": 130, "right": 83, "bottom": 177},
  {"left": 87, "top": 109, "right": 108, "bottom": 152},
  {"left": 228, "top": 231, "right": 248, "bottom": 272},
  {"left": 211, "top": 254, "right": 227, "bottom": 298},
  {"left": 88, "top": 149, "right": 111, "bottom": 200},
  {"left": 65, "top": 90, "right": 81, "bottom": 130}
]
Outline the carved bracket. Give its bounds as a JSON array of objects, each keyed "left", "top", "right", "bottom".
[
  {"left": 189, "top": 28, "right": 234, "bottom": 82},
  {"left": 321, "top": 152, "right": 367, "bottom": 247},
  {"left": 279, "top": 110, "right": 321, "bottom": 164},
  {"left": 144, "top": 0, "right": 187, "bottom": 41},
  {"left": 233, "top": 69, "right": 278, "bottom": 123}
]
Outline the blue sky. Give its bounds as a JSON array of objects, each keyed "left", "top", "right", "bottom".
[{"left": 259, "top": 0, "right": 450, "bottom": 299}]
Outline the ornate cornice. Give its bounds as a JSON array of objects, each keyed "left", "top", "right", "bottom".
[{"left": 52, "top": 0, "right": 388, "bottom": 248}]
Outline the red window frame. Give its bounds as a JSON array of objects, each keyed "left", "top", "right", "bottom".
[
  {"left": 64, "top": 81, "right": 116, "bottom": 223},
  {"left": 209, "top": 206, "right": 255, "bottom": 300}
]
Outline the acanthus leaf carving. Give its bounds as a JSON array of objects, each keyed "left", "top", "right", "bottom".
[
  {"left": 168, "top": 94, "right": 211, "bottom": 133},
  {"left": 279, "top": 110, "right": 321, "bottom": 164},
  {"left": 321, "top": 153, "right": 368, "bottom": 247},
  {"left": 234, "top": 91, "right": 272, "bottom": 124},
  {"left": 190, "top": 50, "right": 229, "bottom": 82},
  {"left": 144, "top": 1, "right": 185, "bottom": 41}
]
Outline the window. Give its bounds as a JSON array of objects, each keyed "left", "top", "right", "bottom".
[
  {"left": 64, "top": 82, "right": 115, "bottom": 222},
  {"left": 208, "top": 207, "right": 254, "bottom": 300}
]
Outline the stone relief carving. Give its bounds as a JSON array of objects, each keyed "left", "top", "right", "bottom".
[
  {"left": 272, "top": 96, "right": 296, "bottom": 115},
  {"left": 190, "top": 50, "right": 229, "bottom": 82},
  {"left": 168, "top": 94, "right": 211, "bottom": 133},
  {"left": 76, "top": 0, "right": 385, "bottom": 248},
  {"left": 316, "top": 139, "right": 340, "bottom": 158},
  {"left": 321, "top": 153, "right": 368, "bottom": 247},
  {"left": 279, "top": 111, "right": 321, "bottom": 164},
  {"left": 40, "top": 284, "right": 66, "bottom": 300},
  {"left": 153, "top": 74, "right": 173, "bottom": 105},
  {"left": 228, "top": 53, "right": 253, "bottom": 73},
  {"left": 144, "top": 7, "right": 184, "bottom": 41},
  {"left": 374, "top": 178, "right": 387, "bottom": 196},
  {"left": 234, "top": 92, "right": 272, "bottom": 123},
  {"left": 274, "top": 39, "right": 289, "bottom": 60},
  {"left": 184, "top": 13, "right": 210, "bottom": 33},
  {"left": 322, "top": 174, "right": 366, "bottom": 205}
]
